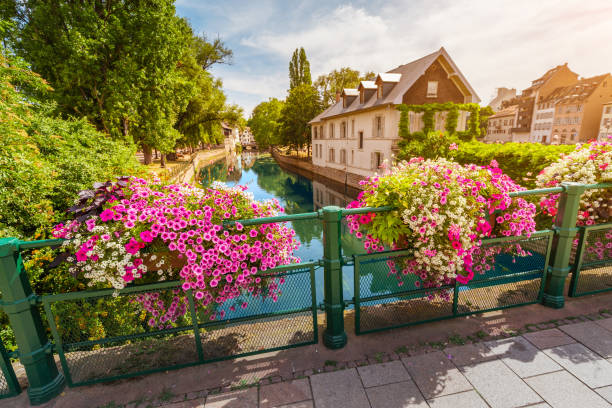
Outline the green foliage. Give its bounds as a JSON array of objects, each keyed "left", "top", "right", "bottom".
[
  {"left": 0, "top": 37, "right": 144, "bottom": 239},
  {"left": 398, "top": 129, "right": 576, "bottom": 189},
  {"left": 397, "top": 102, "right": 485, "bottom": 142},
  {"left": 9, "top": 2, "right": 238, "bottom": 156},
  {"left": 289, "top": 47, "right": 312, "bottom": 89},
  {"left": 278, "top": 84, "right": 321, "bottom": 151},
  {"left": 248, "top": 98, "right": 284, "bottom": 149},
  {"left": 314, "top": 67, "right": 376, "bottom": 108}
]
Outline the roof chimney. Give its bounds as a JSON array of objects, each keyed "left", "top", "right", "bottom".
[{"left": 335, "top": 91, "right": 341, "bottom": 103}]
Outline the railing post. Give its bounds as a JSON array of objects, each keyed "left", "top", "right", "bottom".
[
  {"left": 321, "top": 206, "right": 347, "bottom": 349},
  {"left": 542, "top": 182, "right": 585, "bottom": 308},
  {"left": 0, "top": 238, "right": 65, "bottom": 405}
]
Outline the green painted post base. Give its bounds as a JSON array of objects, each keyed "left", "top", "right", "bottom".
[
  {"left": 27, "top": 372, "right": 65, "bottom": 406},
  {"left": 542, "top": 293, "right": 564, "bottom": 309},
  {"left": 323, "top": 330, "right": 347, "bottom": 349}
]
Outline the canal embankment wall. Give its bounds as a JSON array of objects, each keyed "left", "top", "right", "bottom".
[
  {"left": 271, "top": 150, "right": 366, "bottom": 191},
  {"left": 173, "top": 148, "right": 227, "bottom": 184}
]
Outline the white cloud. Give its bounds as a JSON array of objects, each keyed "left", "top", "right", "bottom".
[{"left": 234, "top": 0, "right": 612, "bottom": 107}]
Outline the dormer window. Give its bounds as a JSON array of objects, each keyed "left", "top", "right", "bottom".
[
  {"left": 377, "top": 85, "right": 383, "bottom": 99},
  {"left": 360, "top": 90, "right": 364, "bottom": 104},
  {"left": 427, "top": 81, "right": 438, "bottom": 97}
]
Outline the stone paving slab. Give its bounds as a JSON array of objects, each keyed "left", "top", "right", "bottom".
[
  {"left": 443, "top": 343, "right": 496, "bottom": 367},
  {"left": 357, "top": 361, "right": 411, "bottom": 388},
  {"left": 459, "top": 359, "right": 542, "bottom": 408},
  {"left": 559, "top": 321, "right": 612, "bottom": 358},
  {"left": 544, "top": 342, "right": 612, "bottom": 388},
  {"left": 204, "top": 388, "right": 258, "bottom": 408},
  {"left": 596, "top": 317, "right": 612, "bottom": 332},
  {"left": 483, "top": 336, "right": 561, "bottom": 378},
  {"left": 365, "top": 380, "right": 428, "bottom": 408},
  {"left": 276, "top": 402, "right": 313, "bottom": 408},
  {"left": 259, "top": 379, "right": 311, "bottom": 408},
  {"left": 525, "top": 370, "right": 610, "bottom": 408},
  {"left": 426, "top": 390, "right": 489, "bottom": 408},
  {"left": 309, "top": 369, "right": 370, "bottom": 408},
  {"left": 522, "top": 328, "right": 576, "bottom": 350},
  {"left": 163, "top": 401, "right": 206, "bottom": 408},
  {"left": 401, "top": 351, "right": 472, "bottom": 399},
  {"left": 595, "top": 385, "right": 612, "bottom": 404}
]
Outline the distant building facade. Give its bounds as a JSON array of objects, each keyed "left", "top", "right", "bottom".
[
  {"left": 549, "top": 74, "right": 611, "bottom": 143},
  {"left": 599, "top": 102, "right": 612, "bottom": 141},
  {"left": 484, "top": 105, "right": 518, "bottom": 143},
  {"left": 239, "top": 127, "right": 255, "bottom": 147},
  {"left": 309, "top": 47, "right": 480, "bottom": 178},
  {"left": 487, "top": 87, "right": 516, "bottom": 112},
  {"left": 221, "top": 122, "right": 239, "bottom": 152}
]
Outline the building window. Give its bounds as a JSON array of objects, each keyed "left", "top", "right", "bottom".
[
  {"left": 542, "top": 135, "right": 547, "bottom": 144},
  {"left": 372, "top": 152, "right": 383, "bottom": 170},
  {"left": 328, "top": 148, "right": 335, "bottom": 162},
  {"left": 313, "top": 127, "right": 318, "bottom": 140},
  {"left": 351, "top": 150, "right": 354, "bottom": 164},
  {"left": 570, "top": 133, "right": 577, "bottom": 141},
  {"left": 341, "top": 121, "right": 347, "bottom": 138},
  {"left": 606, "top": 107, "right": 611, "bottom": 114},
  {"left": 427, "top": 81, "right": 438, "bottom": 98},
  {"left": 358, "top": 131, "right": 364, "bottom": 149},
  {"left": 374, "top": 116, "right": 384, "bottom": 138},
  {"left": 351, "top": 119, "right": 355, "bottom": 138},
  {"left": 340, "top": 149, "right": 346, "bottom": 164},
  {"left": 377, "top": 84, "right": 383, "bottom": 99},
  {"left": 329, "top": 123, "right": 334, "bottom": 138}
]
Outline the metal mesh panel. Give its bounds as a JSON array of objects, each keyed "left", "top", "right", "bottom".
[
  {"left": 459, "top": 235, "right": 549, "bottom": 313},
  {"left": 47, "top": 284, "right": 199, "bottom": 385},
  {"left": 0, "top": 368, "right": 9, "bottom": 396},
  {"left": 44, "top": 264, "right": 317, "bottom": 386},
  {"left": 198, "top": 266, "right": 317, "bottom": 361},
  {"left": 358, "top": 287, "right": 453, "bottom": 333},
  {"left": 572, "top": 225, "right": 612, "bottom": 296},
  {"left": 354, "top": 234, "right": 550, "bottom": 335}
]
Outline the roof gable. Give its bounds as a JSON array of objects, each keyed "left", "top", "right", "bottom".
[{"left": 310, "top": 47, "right": 480, "bottom": 124}]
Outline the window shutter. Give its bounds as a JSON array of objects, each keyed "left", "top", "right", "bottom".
[
  {"left": 371, "top": 152, "right": 375, "bottom": 170},
  {"left": 372, "top": 117, "right": 376, "bottom": 138},
  {"left": 381, "top": 116, "right": 385, "bottom": 138}
]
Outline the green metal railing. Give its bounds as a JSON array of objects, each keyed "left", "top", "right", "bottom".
[
  {"left": 0, "top": 340, "right": 20, "bottom": 399},
  {"left": 0, "top": 181, "right": 610, "bottom": 405}
]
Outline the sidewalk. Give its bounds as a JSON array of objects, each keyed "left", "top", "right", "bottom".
[{"left": 4, "top": 292, "right": 612, "bottom": 407}]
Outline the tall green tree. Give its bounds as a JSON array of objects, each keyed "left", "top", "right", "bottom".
[
  {"left": 288, "top": 47, "right": 312, "bottom": 89},
  {"left": 10, "top": 0, "right": 194, "bottom": 163},
  {"left": 278, "top": 84, "right": 320, "bottom": 154},
  {"left": 315, "top": 68, "right": 376, "bottom": 108},
  {"left": 248, "top": 98, "right": 284, "bottom": 149},
  {"left": 174, "top": 34, "right": 242, "bottom": 151}
]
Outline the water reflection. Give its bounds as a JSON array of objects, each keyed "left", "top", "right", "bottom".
[{"left": 199, "top": 153, "right": 370, "bottom": 300}]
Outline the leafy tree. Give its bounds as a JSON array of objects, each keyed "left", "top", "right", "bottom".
[
  {"left": 288, "top": 47, "right": 311, "bottom": 89},
  {"left": 191, "top": 34, "right": 233, "bottom": 71},
  {"left": 248, "top": 98, "right": 284, "bottom": 149},
  {"left": 174, "top": 36, "right": 243, "bottom": 152},
  {"left": 314, "top": 68, "right": 376, "bottom": 108},
  {"left": 0, "top": 30, "right": 143, "bottom": 238},
  {"left": 11, "top": 0, "right": 195, "bottom": 163},
  {"left": 278, "top": 84, "right": 321, "bottom": 154}
]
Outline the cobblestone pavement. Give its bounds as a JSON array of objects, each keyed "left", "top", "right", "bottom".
[{"left": 159, "top": 318, "right": 612, "bottom": 408}]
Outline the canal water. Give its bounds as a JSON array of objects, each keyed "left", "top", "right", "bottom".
[{"left": 199, "top": 151, "right": 374, "bottom": 305}]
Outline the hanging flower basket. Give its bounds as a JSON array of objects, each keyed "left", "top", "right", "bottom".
[
  {"left": 52, "top": 177, "right": 300, "bottom": 328},
  {"left": 346, "top": 158, "right": 537, "bottom": 296}
]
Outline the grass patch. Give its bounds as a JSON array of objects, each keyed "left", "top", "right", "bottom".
[
  {"left": 448, "top": 334, "right": 466, "bottom": 345},
  {"left": 324, "top": 360, "right": 337, "bottom": 367}
]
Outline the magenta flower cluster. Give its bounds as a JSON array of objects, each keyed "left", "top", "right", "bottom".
[{"left": 53, "top": 178, "right": 300, "bottom": 329}]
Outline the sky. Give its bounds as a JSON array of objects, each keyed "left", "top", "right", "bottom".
[{"left": 175, "top": 0, "right": 612, "bottom": 117}]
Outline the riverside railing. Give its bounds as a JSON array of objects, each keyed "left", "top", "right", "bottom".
[{"left": 0, "top": 182, "right": 610, "bottom": 404}]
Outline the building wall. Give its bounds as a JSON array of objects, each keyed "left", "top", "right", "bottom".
[
  {"left": 312, "top": 106, "right": 400, "bottom": 178},
  {"left": 531, "top": 104, "right": 555, "bottom": 143},
  {"left": 485, "top": 112, "right": 517, "bottom": 143},
  {"left": 599, "top": 104, "right": 612, "bottom": 140},
  {"left": 402, "top": 60, "right": 466, "bottom": 105},
  {"left": 581, "top": 77, "right": 612, "bottom": 142},
  {"left": 551, "top": 103, "right": 584, "bottom": 144}
]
